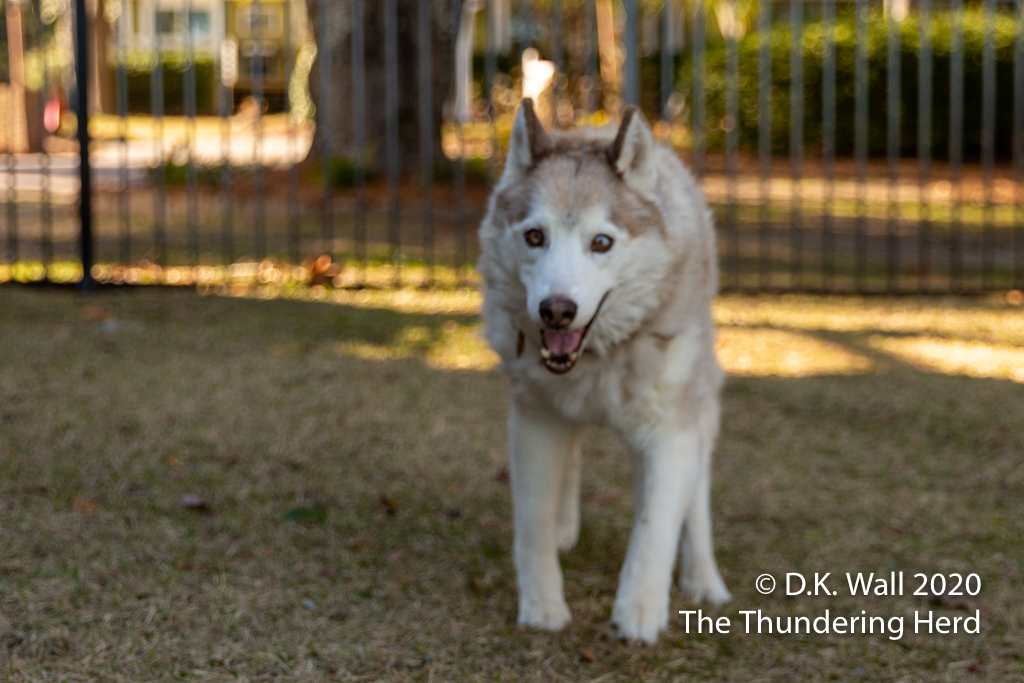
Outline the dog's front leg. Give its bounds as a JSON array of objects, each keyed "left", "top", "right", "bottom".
[
  {"left": 611, "top": 424, "right": 701, "bottom": 644},
  {"left": 509, "top": 402, "right": 581, "bottom": 631}
]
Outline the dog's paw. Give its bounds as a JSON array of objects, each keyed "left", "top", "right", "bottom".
[
  {"left": 609, "top": 594, "right": 667, "bottom": 645},
  {"left": 518, "top": 597, "right": 572, "bottom": 631},
  {"left": 680, "top": 572, "right": 731, "bottom": 605},
  {"left": 556, "top": 521, "right": 579, "bottom": 552}
]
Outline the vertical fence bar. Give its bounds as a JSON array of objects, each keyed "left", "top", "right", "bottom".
[
  {"left": 116, "top": 3, "right": 130, "bottom": 265},
  {"left": 252, "top": 0, "right": 266, "bottom": 260},
  {"left": 318, "top": 0, "right": 333, "bottom": 259},
  {"left": 152, "top": 6, "right": 166, "bottom": 262},
  {"left": 693, "top": 0, "right": 705, "bottom": 178},
  {"left": 4, "top": 94, "right": 14, "bottom": 267},
  {"left": 5, "top": 0, "right": 21, "bottom": 268},
  {"left": 981, "top": 0, "right": 995, "bottom": 290},
  {"left": 152, "top": 2, "right": 166, "bottom": 264},
  {"left": 451, "top": 0, "right": 467, "bottom": 283},
  {"left": 352, "top": 0, "right": 366, "bottom": 275},
  {"left": 950, "top": 0, "right": 964, "bottom": 291},
  {"left": 757, "top": 0, "right": 771, "bottom": 288},
  {"left": 75, "top": 0, "right": 94, "bottom": 287},
  {"left": 185, "top": 0, "right": 199, "bottom": 264},
  {"left": 585, "top": 0, "right": 597, "bottom": 112},
  {"left": 790, "top": 0, "right": 804, "bottom": 290},
  {"left": 485, "top": 0, "right": 497, "bottom": 182},
  {"left": 661, "top": 0, "right": 674, "bottom": 120},
  {"left": 285, "top": 0, "right": 300, "bottom": 264},
  {"left": 35, "top": 0, "right": 53, "bottom": 273},
  {"left": 625, "top": 0, "right": 639, "bottom": 105},
  {"left": 552, "top": 0, "right": 563, "bottom": 120},
  {"left": 918, "top": 0, "right": 932, "bottom": 293},
  {"left": 885, "top": 0, "right": 900, "bottom": 293},
  {"left": 418, "top": 0, "right": 434, "bottom": 283},
  {"left": 385, "top": 0, "right": 401, "bottom": 284},
  {"left": 822, "top": 0, "right": 835, "bottom": 291},
  {"left": 726, "top": 0, "right": 739, "bottom": 288},
  {"left": 1016, "top": 0, "right": 1024, "bottom": 288},
  {"left": 219, "top": 29, "right": 234, "bottom": 264},
  {"left": 854, "top": 0, "right": 867, "bottom": 291}
]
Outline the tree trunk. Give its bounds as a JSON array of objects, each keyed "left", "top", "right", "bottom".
[
  {"left": 5, "top": 2, "right": 29, "bottom": 152},
  {"left": 306, "top": 0, "right": 454, "bottom": 176}
]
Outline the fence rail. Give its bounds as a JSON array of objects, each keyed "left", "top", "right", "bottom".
[{"left": 1, "top": 0, "right": 1023, "bottom": 293}]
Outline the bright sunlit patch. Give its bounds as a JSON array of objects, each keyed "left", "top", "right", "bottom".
[
  {"left": 331, "top": 322, "right": 499, "bottom": 372},
  {"left": 716, "top": 326, "right": 873, "bottom": 377},
  {"left": 868, "top": 336, "right": 1024, "bottom": 383},
  {"left": 329, "top": 287, "right": 483, "bottom": 316},
  {"left": 714, "top": 295, "right": 1024, "bottom": 347}
]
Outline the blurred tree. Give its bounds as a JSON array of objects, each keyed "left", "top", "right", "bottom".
[{"left": 307, "top": 0, "right": 455, "bottom": 175}]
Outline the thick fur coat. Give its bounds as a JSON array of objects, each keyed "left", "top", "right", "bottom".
[{"left": 477, "top": 100, "right": 730, "bottom": 643}]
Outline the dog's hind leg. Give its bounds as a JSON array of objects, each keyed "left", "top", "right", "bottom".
[
  {"left": 556, "top": 430, "right": 585, "bottom": 551},
  {"left": 678, "top": 394, "right": 730, "bottom": 604},
  {"left": 679, "top": 394, "right": 730, "bottom": 604},
  {"left": 679, "top": 465, "right": 731, "bottom": 604},
  {"left": 509, "top": 402, "right": 583, "bottom": 631}
]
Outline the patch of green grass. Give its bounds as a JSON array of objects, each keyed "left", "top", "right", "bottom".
[{"left": 0, "top": 288, "right": 1021, "bottom": 681}]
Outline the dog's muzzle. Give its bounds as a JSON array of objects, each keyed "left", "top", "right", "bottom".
[{"left": 536, "top": 292, "right": 609, "bottom": 375}]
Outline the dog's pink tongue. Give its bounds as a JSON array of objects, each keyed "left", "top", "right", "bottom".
[{"left": 542, "top": 329, "right": 585, "bottom": 355}]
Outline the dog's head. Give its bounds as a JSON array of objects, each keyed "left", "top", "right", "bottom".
[{"left": 480, "top": 100, "right": 677, "bottom": 374}]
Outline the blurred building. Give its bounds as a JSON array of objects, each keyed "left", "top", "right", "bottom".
[{"left": 114, "top": 0, "right": 309, "bottom": 112}]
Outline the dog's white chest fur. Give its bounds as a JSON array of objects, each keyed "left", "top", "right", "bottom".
[{"left": 477, "top": 100, "right": 730, "bottom": 644}]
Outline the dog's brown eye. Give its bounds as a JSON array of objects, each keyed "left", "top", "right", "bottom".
[
  {"left": 524, "top": 229, "right": 545, "bottom": 247},
  {"left": 591, "top": 234, "right": 614, "bottom": 253}
]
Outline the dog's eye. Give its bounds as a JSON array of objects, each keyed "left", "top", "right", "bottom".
[
  {"left": 591, "top": 234, "right": 614, "bottom": 253},
  {"left": 524, "top": 229, "right": 545, "bottom": 248}
]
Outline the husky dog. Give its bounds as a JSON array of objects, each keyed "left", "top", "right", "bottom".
[{"left": 477, "top": 100, "right": 730, "bottom": 644}]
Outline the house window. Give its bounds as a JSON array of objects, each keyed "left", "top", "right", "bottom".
[
  {"left": 188, "top": 11, "right": 211, "bottom": 37},
  {"left": 155, "top": 10, "right": 178, "bottom": 35},
  {"left": 236, "top": 5, "right": 283, "bottom": 39}
]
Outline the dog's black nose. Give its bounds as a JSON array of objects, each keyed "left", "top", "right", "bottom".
[{"left": 540, "top": 296, "right": 577, "bottom": 328}]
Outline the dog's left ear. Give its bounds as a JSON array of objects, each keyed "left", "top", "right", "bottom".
[
  {"left": 501, "top": 99, "right": 551, "bottom": 186},
  {"left": 608, "top": 106, "right": 657, "bottom": 194}
]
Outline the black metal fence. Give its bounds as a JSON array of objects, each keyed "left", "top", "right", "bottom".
[{"left": 1, "top": 0, "right": 1023, "bottom": 293}]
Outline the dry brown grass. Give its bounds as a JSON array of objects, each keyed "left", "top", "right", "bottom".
[{"left": 0, "top": 288, "right": 1022, "bottom": 682}]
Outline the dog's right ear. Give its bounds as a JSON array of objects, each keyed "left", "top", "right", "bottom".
[{"left": 500, "top": 99, "right": 551, "bottom": 185}]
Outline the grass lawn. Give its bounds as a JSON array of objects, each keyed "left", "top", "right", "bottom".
[{"left": 0, "top": 287, "right": 1022, "bottom": 682}]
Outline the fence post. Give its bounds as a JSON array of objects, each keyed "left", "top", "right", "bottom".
[{"left": 74, "top": 0, "right": 95, "bottom": 289}]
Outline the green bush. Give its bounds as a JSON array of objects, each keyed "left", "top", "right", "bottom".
[
  {"left": 121, "top": 53, "right": 216, "bottom": 116},
  {"left": 657, "top": 8, "right": 1016, "bottom": 160}
]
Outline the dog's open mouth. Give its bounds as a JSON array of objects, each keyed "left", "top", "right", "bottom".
[
  {"left": 540, "top": 328, "right": 586, "bottom": 373},
  {"left": 538, "top": 293, "right": 608, "bottom": 374}
]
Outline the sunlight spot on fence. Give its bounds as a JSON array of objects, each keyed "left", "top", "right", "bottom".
[
  {"left": 868, "top": 336, "right": 1024, "bottom": 384},
  {"left": 717, "top": 326, "right": 874, "bottom": 377}
]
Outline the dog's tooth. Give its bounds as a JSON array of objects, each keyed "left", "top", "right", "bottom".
[
  {"left": 540, "top": 348, "right": 551, "bottom": 359},
  {"left": 568, "top": 351, "right": 578, "bottom": 362}
]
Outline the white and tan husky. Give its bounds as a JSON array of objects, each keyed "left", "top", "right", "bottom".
[{"left": 477, "top": 100, "right": 730, "bottom": 643}]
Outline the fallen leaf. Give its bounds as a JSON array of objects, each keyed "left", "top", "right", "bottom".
[
  {"left": 379, "top": 494, "right": 398, "bottom": 517},
  {"left": 586, "top": 492, "right": 618, "bottom": 507},
  {"left": 284, "top": 505, "right": 327, "bottom": 524},
  {"left": 179, "top": 494, "right": 212, "bottom": 513},
  {"left": 386, "top": 549, "right": 405, "bottom": 561},
  {"left": 493, "top": 467, "right": 510, "bottom": 484},
  {"left": 166, "top": 455, "right": 182, "bottom": 469},
  {"left": 81, "top": 305, "right": 114, "bottom": 322},
  {"left": 352, "top": 540, "right": 380, "bottom": 553},
  {"left": 71, "top": 496, "right": 97, "bottom": 513},
  {"left": 580, "top": 648, "right": 597, "bottom": 663}
]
